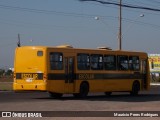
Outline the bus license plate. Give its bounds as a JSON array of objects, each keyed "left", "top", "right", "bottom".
[{"left": 26, "top": 78, "right": 33, "bottom": 82}]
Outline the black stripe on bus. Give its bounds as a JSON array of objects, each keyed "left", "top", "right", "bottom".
[{"left": 47, "top": 73, "right": 145, "bottom": 80}]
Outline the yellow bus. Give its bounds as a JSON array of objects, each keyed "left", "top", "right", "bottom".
[{"left": 13, "top": 45, "right": 150, "bottom": 98}]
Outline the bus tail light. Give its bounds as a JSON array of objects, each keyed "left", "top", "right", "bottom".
[
  {"left": 13, "top": 73, "right": 16, "bottom": 83},
  {"left": 43, "top": 73, "right": 47, "bottom": 82}
]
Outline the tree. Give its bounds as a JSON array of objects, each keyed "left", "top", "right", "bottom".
[
  {"left": 5, "top": 69, "right": 13, "bottom": 76},
  {"left": 0, "top": 69, "right": 5, "bottom": 77}
]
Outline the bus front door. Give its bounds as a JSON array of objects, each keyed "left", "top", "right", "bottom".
[{"left": 64, "top": 57, "right": 75, "bottom": 93}]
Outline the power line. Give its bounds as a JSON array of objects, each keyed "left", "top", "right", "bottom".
[
  {"left": 145, "top": 0, "right": 160, "bottom": 4},
  {"left": 79, "top": 0, "right": 160, "bottom": 12},
  {"left": 131, "top": 0, "right": 160, "bottom": 8},
  {"left": 0, "top": 2, "right": 160, "bottom": 30},
  {"left": 86, "top": 1, "right": 160, "bottom": 17},
  {"left": 0, "top": 4, "right": 89, "bottom": 17},
  {"left": 0, "top": 12, "right": 160, "bottom": 31},
  {"left": 0, "top": 2, "right": 160, "bottom": 18},
  {"left": 123, "top": 17, "right": 160, "bottom": 30}
]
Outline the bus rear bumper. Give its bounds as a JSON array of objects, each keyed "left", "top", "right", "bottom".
[{"left": 13, "top": 83, "right": 47, "bottom": 91}]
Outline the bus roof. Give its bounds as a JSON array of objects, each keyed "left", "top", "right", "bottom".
[{"left": 16, "top": 45, "right": 147, "bottom": 55}]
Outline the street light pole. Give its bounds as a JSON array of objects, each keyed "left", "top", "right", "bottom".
[{"left": 118, "top": 0, "right": 122, "bottom": 50}]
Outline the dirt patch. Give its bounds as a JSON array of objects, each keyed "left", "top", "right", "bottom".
[
  {"left": 0, "top": 82, "right": 13, "bottom": 91},
  {"left": 0, "top": 76, "right": 13, "bottom": 82},
  {"left": 0, "top": 76, "right": 13, "bottom": 91}
]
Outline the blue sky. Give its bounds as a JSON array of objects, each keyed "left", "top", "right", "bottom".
[{"left": 0, "top": 0, "right": 160, "bottom": 68}]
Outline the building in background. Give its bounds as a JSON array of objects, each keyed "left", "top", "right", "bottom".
[{"left": 148, "top": 54, "right": 160, "bottom": 82}]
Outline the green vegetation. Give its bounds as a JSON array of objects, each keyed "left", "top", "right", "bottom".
[{"left": 0, "top": 69, "right": 5, "bottom": 77}]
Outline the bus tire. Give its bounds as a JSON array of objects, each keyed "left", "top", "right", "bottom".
[
  {"left": 80, "top": 82, "right": 89, "bottom": 98},
  {"left": 130, "top": 81, "right": 140, "bottom": 96},
  {"left": 49, "top": 92, "right": 63, "bottom": 98},
  {"left": 105, "top": 92, "right": 112, "bottom": 96},
  {"left": 73, "top": 82, "right": 89, "bottom": 98}
]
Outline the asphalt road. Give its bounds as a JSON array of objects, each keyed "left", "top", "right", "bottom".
[
  {"left": 0, "top": 85, "right": 160, "bottom": 119},
  {"left": 0, "top": 88, "right": 160, "bottom": 102}
]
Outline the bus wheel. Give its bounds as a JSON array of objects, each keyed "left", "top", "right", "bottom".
[
  {"left": 49, "top": 92, "right": 63, "bottom": 98},
  {"left": 73, "top": 82, "right": 89, "bottom": 98},
  {"left": 105, "top": 92, "right": 112, "bottom": 96},
  {"left": 79, "top": 82, "right": 89, "bottom": 98},
  {"left": 130, "top": 81, "right": 140, "bottom": 96}
]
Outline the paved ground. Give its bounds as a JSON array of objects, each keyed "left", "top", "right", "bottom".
[{"left": 0, "top": 85, "right": 160, "bottom": 120}]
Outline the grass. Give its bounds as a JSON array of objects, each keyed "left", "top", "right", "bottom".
[
  {"left": 0, "top": 82, "right": 13, "bottom": 91},
  {"left": 0, "top": 76, "right": 13, "bottom": 91}
]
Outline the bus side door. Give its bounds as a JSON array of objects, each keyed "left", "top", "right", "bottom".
[{"left": 64, "top": 57, "right": 75, "bottom": 93}]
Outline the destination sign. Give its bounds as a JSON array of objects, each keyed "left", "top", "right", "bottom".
[{"left": 16, "top": 73, "right": 43, "bottom": 80}]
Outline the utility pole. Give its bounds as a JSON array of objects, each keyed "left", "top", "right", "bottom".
[
  {"left": 118, "top": 0, "right": 122, "bottom": 50},
  {"left": 79, "top": 0, "right": 123, "bottom": 50}
]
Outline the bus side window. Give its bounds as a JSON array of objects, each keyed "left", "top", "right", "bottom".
[
  {"left": 129, "top": 56, "right": 140, "bottom": 71},
  {"left": 90, "top": 54, "right": 103, "bottom": 70},
  {"left": 77, "top": 53, "right": 90, "bottom": 70},
  {"left": 37, "top": 51, "right": 43, "bottom": 56},
  {"left": 104, "top": 55, "right": 116, "bottom": 70},
  {"left": 50, "top": 52, "right": 63, "bottom": 70},
  {"left": 118, "top": 55, "right": 129, "bottom": 70}
]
